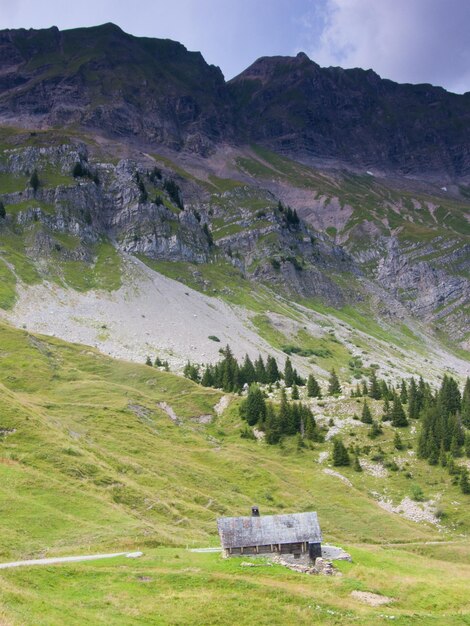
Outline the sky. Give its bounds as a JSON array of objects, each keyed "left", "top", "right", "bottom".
[{"left": 1, "top": 0, "right": 469, "bottom": 93}]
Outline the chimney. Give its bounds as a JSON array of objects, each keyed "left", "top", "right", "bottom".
[{"left": 251, "top": 506, "right": 260, "bottom": 517}]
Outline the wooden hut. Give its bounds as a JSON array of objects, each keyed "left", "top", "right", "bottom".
[{"left": 217, "top": 508, "right": 322, "bottom": 560}]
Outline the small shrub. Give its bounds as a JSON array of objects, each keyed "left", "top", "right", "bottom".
[
  {"left": 208, "top": 335, "right": 220, "bottom": 342},
  {"left": 411, "top": 484, "right": 425, "bottom": 502}
]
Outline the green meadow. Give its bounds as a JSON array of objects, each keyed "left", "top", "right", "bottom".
[{"left": 0, "top": 322, "right": 469, "bottom": 624}]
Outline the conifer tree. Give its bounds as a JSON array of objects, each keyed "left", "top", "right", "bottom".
[
  {"left": 428, "top": 438, "right": 439, "bottom": 465},
  {"left": 0, "top": 201, "right": 5, "bottom": 219},
  {"left": 465, "top": 432, "right": 470, "bottom": 458},
  {"left": 450, "top": 434, "right": 462, "bottom": 458},
  {"left": 379, "top": 380, "right": 390, "bottom": 400},
  {"left": 278, "top": 388, "right": 290, "bottom": 434},
  {"left": 328, "top": 369, "right": 342, "bottom": 396},
  {"left": 361, "top": 400, "right": 373, "bottom": 424},
  {"left": 361, "top": 380, "right": 368, "bottom": 396},
  {"left": 391, "top": 394, "right": 408, "bottom": 427},
  {"left": 400, "top": 379, "right": 408, "bottom": 404},
  {"left": 382, "top": 396, "right": 391, "bottom": 421},
  {"left": 332, "top": 438, "right": 350, "bottom": 466},
  {"left": 241, "top": 354, "right": 256, "bottom": 386},
  {"left": 291, "top": 383, "right": 299, "bottom": 400},
  {"left": 30, "top": 169, "right": 40, "bottom": 192},
  {"left": 460, "top": 469, "right": 470, "bottom": 495},
  {"left": 266, "top": 355, "right": 280, "bottom": 383},
  {"left": 307, "top": 374, "right": 322, "bottom": 398},
  {"left": 439, "top": 441, "right": 447, "bottom": 467},
  {"left": 447, "top": 454, "right": 457, "bottom": 475},
  {"left": 239, "top": 384, "right": 266, "bottom": 426},
  {"left": 304, "top": 407, "right": 317, "bottom": 441},
  {"left": 408, "top": 378, "right": 419, "bottom": 419},
  {"left": 368, "top": 370, "right": 381, "bottom": 399},
  {"left": 145, "top": 356, "right": 152, "bottom": 366},
  {"left": 221, "top": 345, "right": 239, "bottom": 391},
  {"left": 254, "top": 355, "right": 267, "bottom": 385},
  {"left": 264, "top": 404, "right": 281, "bottom": 445},
  {"left": 284, "top": 357, "right": 294, "bottom": 387},
  {"left": 201, "top": 366, "right": 214, "bottom": 387},
  {"left": 393, "top": 431, "right": 404, "bottom": 450},
  {"left": 368, "top": 420, "right": 382, "bottom": 439},
  {"left": 461, "top": 377, "right": 470, "bottom": 428}
]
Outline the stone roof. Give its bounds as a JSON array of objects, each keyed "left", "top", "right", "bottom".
[{"left": 217, "top": 512, "right": 322, "bottom": 549}]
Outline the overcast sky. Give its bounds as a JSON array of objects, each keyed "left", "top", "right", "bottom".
[{"left": 1, "top": 0, "right": 469, "bottom": 93}]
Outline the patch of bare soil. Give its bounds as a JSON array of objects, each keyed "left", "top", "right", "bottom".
[{"left": 351, "top": 590, "right": 395, "bottom": 606}]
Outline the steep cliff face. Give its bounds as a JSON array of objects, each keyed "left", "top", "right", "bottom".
[
  {"left": 229, "top": 53, "right": 470, "bottom": 179},
  {"left": 0, "top": 143, "right": 212, "bottom": 268},
  {"left": 0, "top": 24, "right": 232, "bottom": 154}
]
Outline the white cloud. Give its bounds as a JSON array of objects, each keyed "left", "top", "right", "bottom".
[{"left": 303, "top": 0, "right": 470, "bottom": 93}]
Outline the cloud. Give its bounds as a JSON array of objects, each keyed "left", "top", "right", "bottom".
[{"left": 302, "top": 0, "right": 470, "bottom": 93}]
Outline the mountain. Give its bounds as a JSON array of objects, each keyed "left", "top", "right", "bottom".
[
  {"left": 0, "top": 23, "right": 232, "bottom": 154},
  {"left": 0, "top": 23, "right": 470, "bottom": 626},
  {"left": 0, "top": 23, "right": 468, "bottom": 357},
  {"left": 229, "top": 53, "right": 470, "bottom": 179},
  {"left": 1, "top": 24, "right": 470, "bottom": 178}
]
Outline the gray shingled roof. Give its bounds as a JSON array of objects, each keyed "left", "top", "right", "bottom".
[{"left": 217, "top": 512, "right": 322, "bottom": 549}]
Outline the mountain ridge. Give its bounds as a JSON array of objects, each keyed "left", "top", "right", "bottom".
[{"left": 0, "top": 23, "right": 470, "bottom": 179}]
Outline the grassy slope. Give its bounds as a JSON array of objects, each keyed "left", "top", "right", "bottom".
[{"left": 0, "top": 322, "right": 469, "bottom": 624}]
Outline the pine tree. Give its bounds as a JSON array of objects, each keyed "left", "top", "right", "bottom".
[
  {"left": 439, "top": 441, "right": 447, "bottom": 467},
  {"left": 264, "top": 404, "right": 281, "bottom": 445},
  {"left": 254, "top": 355, "right": 267, "bottom": 384},
  {"left": 391, "top": 395, "right": 408, "bottom": 427},
  {"left": 240, "top": 354, "right": 256, "bottom": 386},
  {"left": 145, "top": 356, "right": 153, "bottom": 366},
  {"left": 201, "top": 366, "right": 214, "bottom": 387},
  {"left": 291, "top": 383, "right": 299, "bottom": 400},
  {"left": 368, "top": 370, "right": 381, "bottom": 399},
  {"left": 332, "top": 438, "right": 350, "bottom": 466},
  {"left": 239, "top": 384, "right": 266, "bottom": 426},
  {"left": 439, "top": 375, "right": 461, "bottom": 417},
  {"left": 278, "top": 388, "right": 291, "bottom": 435},
  {"left": 221, "top": 345, "right": 239, "bottom": 391},
  {"left": 408, "top": 378, "right": 419, "bottom": 419},
  {"left": 461, "top": 377, "right": 470, "bottom": 428},
  {"left": 447, "top": 454, "right": 457, "bottom": 475},
  {"left": 303, "top": 407, "right": 317, "bottom": 441},
  {"left": 266, "top": 355, "right": 280, "bottom": 383},
  {"left": 361, "top": 380, "right": 368, "bottom": 396},
  {"left": 361, "top": 400, "right": 373, "bottom": 424},
  {"left": 30, "top": 169, "right": 40, "bottom": 192},
  {"left": 465, "top": 432, "right": 470, "bottom": 458},
  {"left": 328, "top": 369, "right": 342, "bottom": 396},
  {"left": 400, "top": 379, "right": 408, "bottom": 404},
  {"left": 183, "top": 361, "right": 200, "bottom": 382},
  {"left": 428, "top": 438, "right": 439, "bottom": 465},
  {"left": 460, "top": 469, "right": 470, "bottom": 495},
  {"left": 368, "top": 420, "right": 382, "bottom": 439},
  {"left": 450, "top": 434, "right": 462, "bottom": 458},
  {"left": 393, "top": 431, "right": 404, "bottom": 450},
  {"left": 307, "top": 374, "right": 322, "bottom": 398},
  {"left": 353, "top": 455, "right": 362, "bottom": 472},
  {"left": 0, "top": 201, "right": 5, "bottom": 219},
  {"left": 284, "top": 357, "right": 294, "bottom": 387},
  {"left": 382, "top": 396, "right": 391, "bottom": 421}
]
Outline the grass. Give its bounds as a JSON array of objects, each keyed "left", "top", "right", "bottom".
[
  {"left": 0, "top": 322, "right": 469, "bottom": 623},
  {"left": 0, "top": 259, "right": 17, "bottom": 308},
  {"left": 2, "top": 545, "right": 470, "bottom": 625}
]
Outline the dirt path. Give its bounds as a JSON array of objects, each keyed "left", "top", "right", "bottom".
[{"left": 0, "top": 551, "right": 142, "bottom": 570}]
